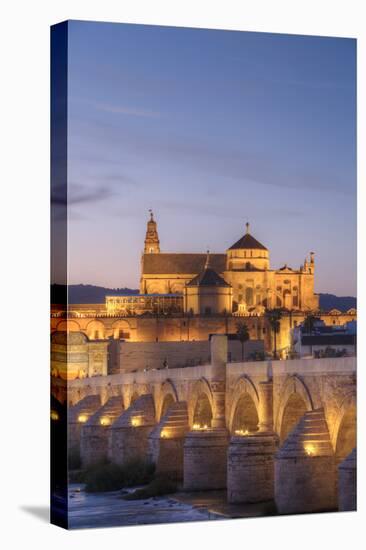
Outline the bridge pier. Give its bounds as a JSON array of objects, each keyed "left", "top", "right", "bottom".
[
  {"left": 338, "top": 448, "right": 357, "bottom": 511},
  {"left": 80, "top": 396, "right": 124, "bottom": 467},
  {"left": 183, "top": 428, "right": 229, "bottom": 490},
  {"left": 68, "top": 395, "right": 101, "bottom": 460},
  {"left": 108, "top": 394, "right": 156, "bottom": 465},
  {"left": 275, "top": 409, "right": 337, "bottom": 514},
  {"left": 227, "top": 432, "right": 278, "bottom": 503},
  {"left": 148, "top": 402, "right": 189, "bottom": 479},
  {"left": 184, "top": 335, "right": 229, "bottom": 490},
  {"left": 227, "top": 377, "right": 277, "bottom": 503}
]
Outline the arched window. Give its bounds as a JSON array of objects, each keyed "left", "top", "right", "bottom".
[{"left": 245, "top": 287, "right": 254, "bottom": 306}]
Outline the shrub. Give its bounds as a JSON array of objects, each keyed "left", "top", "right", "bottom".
[
  {"left": 122, "top": 476, "right": 177, "bottom": 500},
  {"left": 84, "top": 459, "right": 155, "bottom": 493},
  {"left": 84, "top": 463, "right": 125, "bottom": 493},
  {"left": 69, "top": 469, "right": 86, "bottom": 483},
  {"left": 122, "top": 459, "right": 155, "bottom": 487}
]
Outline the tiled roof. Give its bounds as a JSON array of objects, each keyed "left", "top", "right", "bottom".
[
  {"left": 186, "top": 267, "right": 231, "bottom": 287},
  {"left": 142, "top": 253, "right": 226, "bottom": 275},
  {"left": 228, "top": 233, "right": 267, "bottom": 251}
]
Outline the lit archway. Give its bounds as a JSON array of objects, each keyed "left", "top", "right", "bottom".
[
  {"left": 161, "top": 393, "right": 175, "bottom": 419},
  {"left": 280, "top": 393, "right": 308, "bottom": 442},
  {"left": 335, "top": 401, "right": 356, "bottom": 462},
  {"left": 231, "top": 393, "right": 259, "bottom": 434},
  {"left": 56, "top": 320, "right": 81, "bottom": 333},
  {"left": 228, "top": 375, "right": 260, "bottom": 433},
  {"left": 130, "top": 391, "right": 139, "bottom": 406},
  {"left": 157, "top": 380, "right": 178, "bottom": 420},
  {"left": 193, "top": 393, "right": 213, "bottom": 428},
  {"left": 86, "top": 320, "right": 106, "bottom": 340},
  {"left": 275, "top": 375, "right": 313, "bottom": 441},
  {"left": 112, "top": 319, "right": 132, "bottom": 340},
  {"left": 188, "top": 378, "right": 214, "bottom": 428}
]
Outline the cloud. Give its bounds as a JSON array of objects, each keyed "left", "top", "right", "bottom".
[
  {"left": 69, "top": 115, "right": 353, "bottom": 196},
  {"left": 51, "top": 182, "right": 117, "bottom": 207}
]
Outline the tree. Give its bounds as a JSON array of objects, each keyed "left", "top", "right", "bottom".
[
  {"left": 302, "top": 313, "right": 319, "bottom": 334},
  {"left": 302, "top": 313, "right": 320, "bottom": 356},
  {"left": 236, "top": 321, "right": 250, "bottom": 361},
  {"left": 265, "top": 308, "right": 283, "bottom": 359}
]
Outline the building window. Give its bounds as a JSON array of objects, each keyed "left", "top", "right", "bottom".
[
  {"left": 245, "top": 287, "right": 254, "bottom": 306},
  {"left": 205, "top": 306, "right": 212, "bottom": 315},
  {"left": 293, "top": 296, "right": 298, "bottom": 307}
]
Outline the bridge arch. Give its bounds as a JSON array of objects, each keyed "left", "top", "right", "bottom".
[
  {"left": 156, "top": 379, "right": 179, "bottom": 420},
  {"left": 228, "top": 376, "right": 260, "bottom": 434},
  {"left": 333, "top": 393, "right": 356, "bottom": 460},
  {"left": 276, "top": 375, "right": 314, "bottom": 442},
  {"left": 123, "top": 386, "right": 141, "bottom": 409},
  {"left": 188, "top": 378, "right": 214, "bottom": 428}
]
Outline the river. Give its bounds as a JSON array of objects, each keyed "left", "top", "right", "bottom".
[{"left": 68, "top": 484, "right": 276, "bottom": 529}]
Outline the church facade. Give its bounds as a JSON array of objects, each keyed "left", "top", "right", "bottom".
[{"left": 140, "top": 212, "right": 319, "bottom": 315}]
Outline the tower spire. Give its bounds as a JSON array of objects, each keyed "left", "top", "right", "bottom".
[
  {"left": 246, "top": 222, "right": 250, "bottom": 234},
  {"left": 144, "top": 210, "right": 160, "bottom": 254},
  {"left": 204, "top": 249, "right": 211, "bottom": 269}
]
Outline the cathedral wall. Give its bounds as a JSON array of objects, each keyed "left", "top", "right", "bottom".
[
  {"left": 185, "top": 286, "right": 232, "bottom": 315},
  {"left": 142, "top": 274, "right": 195, "bottom": 294}
]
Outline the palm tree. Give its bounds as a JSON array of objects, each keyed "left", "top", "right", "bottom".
[
  {"left": 236, "top": 321, "right": 250, "bottom": 361},
  {"left": 303, "top": 313, "right": 319, "bottom": 334},
  {"left": 302, "top": 313, "right": 320, "bottom": 356},
  {"left": 265, "top": 308, "right": 283, "bottom": 359}
]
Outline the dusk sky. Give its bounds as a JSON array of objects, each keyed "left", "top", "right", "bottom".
[{"left": 66, "top": 21, "right": 356, "bottom": 295}]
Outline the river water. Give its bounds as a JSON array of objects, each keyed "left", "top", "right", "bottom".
[{"left": 68, "top": 484, "right": 276, "bottom": 529}]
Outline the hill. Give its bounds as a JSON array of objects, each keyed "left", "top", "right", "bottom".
[
  {"left": 51, "top": 284, "right": 139, "bottom": 304},
  {"left": 318, "top": 293, "right": 356, "bottom": 312}
]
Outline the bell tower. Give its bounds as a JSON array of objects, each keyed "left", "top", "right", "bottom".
[{"left": 144, "top": 210, "right": 160, "bottom": 254}]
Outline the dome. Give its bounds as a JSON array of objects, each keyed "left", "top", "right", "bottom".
[
  {"left": 228, "top": 223, "right": 267, "bottom": 251},
  {"left": 227, "top": 223, "right": 270, "bottom": 271}
]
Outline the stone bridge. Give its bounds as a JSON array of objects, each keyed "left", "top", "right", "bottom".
[{"left": 55, "top": 335, "right": 356, "bottom": 514}]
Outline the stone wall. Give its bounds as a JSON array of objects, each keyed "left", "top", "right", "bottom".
[
  {"left": 227, "top": 433, "right": 278, "bottom": 503},
  {"left": 117, "top": 339, "right": 264, "bottom": 373}
]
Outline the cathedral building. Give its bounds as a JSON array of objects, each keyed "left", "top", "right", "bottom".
[{"left": 140, "top": 212, "right": 319, "bottom": 315}]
